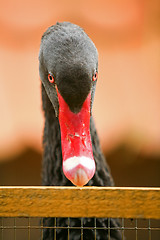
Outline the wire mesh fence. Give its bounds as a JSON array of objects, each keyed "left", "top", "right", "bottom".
[
  {"left": 0, "top": 217, "right": 160, "bottom": 240},
  {"left": 0, "top": 187, "right": 160, "bottom": 240}
]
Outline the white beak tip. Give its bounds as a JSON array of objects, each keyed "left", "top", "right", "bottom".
[
  {"left": 63, "top": 156, "right": 96, "bottom": 186},
  {"left": 71, "top": 168, "right": 89, "bottom": 187}
]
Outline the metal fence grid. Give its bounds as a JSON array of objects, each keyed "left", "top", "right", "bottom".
[
  {"left": 0, "top": 217, "right": 160, "bottom": 240},
  {"left": 0, "top": 187, "right": 160, "bottom": 240}
]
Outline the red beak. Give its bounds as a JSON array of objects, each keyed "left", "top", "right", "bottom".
[{"left": 57, "top": 90, "right": 96, "bottom": 186}]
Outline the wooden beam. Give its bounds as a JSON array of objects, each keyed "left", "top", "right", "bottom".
[{"left": 0, "top": 187, "right": 160, "bottom": 219}]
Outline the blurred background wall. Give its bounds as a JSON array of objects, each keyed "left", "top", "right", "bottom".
[{"left": 0, "top": 0, "right": 160, "bottom": 187}]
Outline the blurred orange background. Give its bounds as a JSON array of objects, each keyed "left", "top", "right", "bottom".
[{"left": 0, "top": 0, "right": 160, "bottom": 186}]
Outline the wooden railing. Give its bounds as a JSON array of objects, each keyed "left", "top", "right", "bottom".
[{"left": 0, "top": 187, "right": 160, "bottom": 219}]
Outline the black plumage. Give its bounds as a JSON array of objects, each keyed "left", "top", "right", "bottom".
[{"left": 39, "top": 22, "right": 122, "bottom": 240}]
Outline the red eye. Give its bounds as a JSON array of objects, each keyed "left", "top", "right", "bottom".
[
  {"left": 48, "top": 74, "right": 55, "bottom": 83},
  {"left": 92, "top": 72, "right": 98, "bottom": 81}
]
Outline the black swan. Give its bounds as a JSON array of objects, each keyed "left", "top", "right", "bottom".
[{"left": 39, "top": 22, "right": 122, "bottom": 240}]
